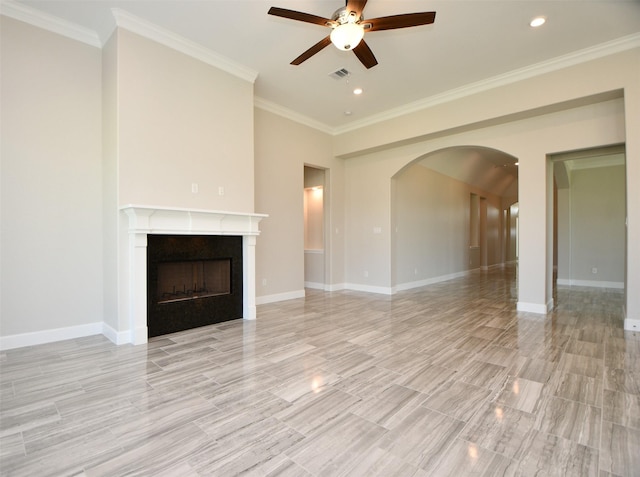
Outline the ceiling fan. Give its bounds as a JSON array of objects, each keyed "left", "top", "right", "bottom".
[{"left": 268, "top": 1, "right": 436, "bottom": 69}]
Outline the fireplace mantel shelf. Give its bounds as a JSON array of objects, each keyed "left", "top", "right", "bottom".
[{"left": 120, "top": 205, "right": 268, "bottom": 236}]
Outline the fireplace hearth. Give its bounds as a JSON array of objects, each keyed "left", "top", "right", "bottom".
[{"left": 147, "top": 235, "right": 242, "bottom": 337}]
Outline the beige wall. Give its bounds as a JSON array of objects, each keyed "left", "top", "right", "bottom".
[
  {"left": 1, "top": 17, "right": 103, "bottom": 338},
  {"left": 102, "top": 30, "right": 119, "bottom": 333},
  {"left": 2, "top": 12, "right": 639, "bottom": 346},
  {"left": 254, "top": 108, "right": 344, "bottom": 300},
  {"left": 115, "top": 29, "right": 255, "bottom": 211},
  {"left": 109, "top": 28, "right": 256, "bottom": 336},
  {"left": 393, "top": 163, "right": 504, "bottom": 287},
  {"left": 336, "top": 47, "right": 637, "bottom": 317},
  {"left": 342, "top": 97, "right": 626, "bottom": 304},
  {"left": 557, "top": 164, "right": 626, "bottom": 286}
]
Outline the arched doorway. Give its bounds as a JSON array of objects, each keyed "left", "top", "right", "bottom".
[{"left": 391, "top": 146, "right": 518, "bottom": 291}]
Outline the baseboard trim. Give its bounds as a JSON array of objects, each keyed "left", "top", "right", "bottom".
[
  {"left": 304, "top": 281, "right": 326, "bottom": 290},
  {"left": 102, "top": 323, "right": 133, "bottom": 345},
  {"left": 517, "top": 301, "right": 551, "bottom": 315},
  {"left": 342, "top": 283, "right": 394, "bottom": 295},
  {"left": 624, "top": 318, "right": 640, "bottom": 332},
  {"left": 326, "top": 283, "right": 346, "bottom": 292},
  {"left": 395, "top": 270, "right": 472, "bottom": 292},
  {"left": 0, "top": 322, "right": 104, "bottom": 351},
  {"left": 556, "top": 278, "right": 624, "bottom": 289},
  {"left": 256, "top": 289, "right": 306, "bottom": 305}
]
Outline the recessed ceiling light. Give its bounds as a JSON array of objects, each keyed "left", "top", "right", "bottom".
[
  {"left": 530, "top": 16, "right": 546, "bottom": 28},
  {"left": 344, "top": 110, "right": 352, "bottom": 116},
  {"left": 353, "top": 87, "right": 363, "bottom": 95}
]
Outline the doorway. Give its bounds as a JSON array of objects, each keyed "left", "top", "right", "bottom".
[
  {"left": 304, "top": 165, "right": 326, "bottom": 289},
  {"left": 552, "top": 145, "right": 626, "bottom": 290}
]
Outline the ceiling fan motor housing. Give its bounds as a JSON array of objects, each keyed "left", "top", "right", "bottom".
[
  {"left": 331, "top": 7, "right": 362, "bottom": 25},
  {"left": 330, "top": 7, "right": 364, "bottom": 50}
]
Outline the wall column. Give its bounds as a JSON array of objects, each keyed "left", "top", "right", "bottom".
[
  {"left": 517, "top": 149, "right": 553, "bottom": 313},
  {"left": 624, "top": 85, "right": 640, "bottom": 330}
]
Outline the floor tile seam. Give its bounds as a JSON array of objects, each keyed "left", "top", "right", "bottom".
[
  {"left": 1, "top": 421, "right": 58, "bottom": 448},
  {"left": 23, "top": 424, "right": 123, "bottom": 462},
  {"left": 553, "top": 368, "right": 604, "bottom": 390},
  {"left": 347, "top": 405, "right": 405, "bottom": 433},
  {"left": 0, "top": 396, "right": 63, "bottom": 429},
  {"left": 526, "top": 428, "right": 602, "bottom": 465},
  {"left": 542, "top": 393, "right": 602, "bottom": 414},
  {"left": 284, "top": 450, "right": 319, "bottom": 476},
  {"left": 600, "top": 416, "right": 640, "bottom": 435},
  {"left": 454, "top": 436, "right": 521, "bottom": 467},
  {"left": 532, "top": 407, "right": 602, "bottom": 451},
  {"left": 599, "top": 333, "right": 610, "bottom": 474},
  {"left": 153, "top": 345, "right": 221, "bottom": 359},
  {"left": 414, "top": 410, "right": 478, "bottom": 473},
  {"left": 462, "top": 427, "right": 525, "bottom": 467},
  {"left": 420, "top": 381, "right": 495, "bottom": 431},
  {"left": 16, "top": 430, "right": 27, "bottom": 458}
]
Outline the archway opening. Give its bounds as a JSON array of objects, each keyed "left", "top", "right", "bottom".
[{"left": 391, "top": 146, "right": 518, "bottom": 291}]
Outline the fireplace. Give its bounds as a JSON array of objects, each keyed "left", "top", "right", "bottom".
[
  {"left": 156, "top": 259, "right": 231, "bottom": 304},
  {"left": 120, "top": 206, "right": 267, "bottom": 345},
  {"left": 147, "top": 235, "right": 243, "bottom": 337}
]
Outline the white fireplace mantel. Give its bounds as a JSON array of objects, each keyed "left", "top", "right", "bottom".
[{"left": 120, "top": 205, "right": 267, "bottom": 345}]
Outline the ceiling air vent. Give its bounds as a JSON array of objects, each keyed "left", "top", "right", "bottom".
[{"left": 328, "top": 68, "right": 351, "bottom": 80}]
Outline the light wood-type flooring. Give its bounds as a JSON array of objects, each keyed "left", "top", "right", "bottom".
[{"left": 1, "top": 266, "right": 639, "bottom": 476}]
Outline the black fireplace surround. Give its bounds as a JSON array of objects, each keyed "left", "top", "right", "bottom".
[{"left": 147, "top": 234, "right": 243, "bottom": 337}]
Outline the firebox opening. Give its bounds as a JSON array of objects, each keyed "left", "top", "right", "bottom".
[
  {"left": 157, "top": 259, "right": 231, "bottom": 304},
  {"left": 147, "top": 234, "right": 243, "bottom": 338}
]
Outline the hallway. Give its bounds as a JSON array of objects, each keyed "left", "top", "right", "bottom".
[{"left": 1, "top": 267, "right": 638, "bottom": 475}]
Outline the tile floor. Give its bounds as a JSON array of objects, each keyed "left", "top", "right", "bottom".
[{"left": 1, "top": 266, "right": 639, "bottom": 476}]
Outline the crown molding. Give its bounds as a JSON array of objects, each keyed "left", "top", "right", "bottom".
[
  {"left": 111, "top": 9, "right": 258, "bottom": 84},
  {"left": 566, "top": 154, "right": 625, "bottom": 171},
  {"left": 254, "top": 97, "right": 333, "bottom": 135},
  {"left": 0, "top": 0, "right": 101, "bottom": 47},
  {"left": 333, "top": 32, "right": 640, "bottom": 135}
]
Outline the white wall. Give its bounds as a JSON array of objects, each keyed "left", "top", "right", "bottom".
[{"left": 1, "top": 17, "right": 103, "bottom": 343}]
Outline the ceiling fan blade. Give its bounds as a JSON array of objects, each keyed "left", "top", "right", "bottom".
[
  {"left": 291, "top": 36, "right": 332, "bottom": 65},
  {"left": 268, "top": 7, "right": 333, "bottom": 27},
  {"left": 353, "top": 40, "right": 378, "bottom": 69},
  {"left": 365, "top": 12, "right": 436, "bottom": 31},
  {"left": 346, "top": 0, "right": 368, "bottom": 18}
]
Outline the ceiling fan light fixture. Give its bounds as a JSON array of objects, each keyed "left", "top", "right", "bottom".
[
  {"left": 530, "top": 16, "right": 546, "bottom": 27},
  {"left": 330, "top": 23, "right": 365, "bottom": 51}
]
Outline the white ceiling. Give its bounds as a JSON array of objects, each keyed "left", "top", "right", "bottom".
[
  {"left": 9, "top": 0, "right": 640, "bottom": 132},
  {"left": 5, "top": 0, "right": 639, "bottom": 196}
]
